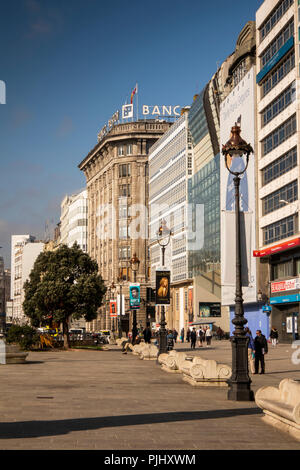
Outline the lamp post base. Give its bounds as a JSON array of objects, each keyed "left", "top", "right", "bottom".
[{"left": 227, "top": 335, "right": 254, "bottom": 402}]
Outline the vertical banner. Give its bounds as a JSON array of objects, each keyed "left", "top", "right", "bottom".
[
  {"left": 110, "top": 300, "right": 117, "bottom": 317},
  {"left": 117, "top": 294, "right": 125, "bottom": 316},
  {"left": 129, "top": 283, "right": 140, "bottom": 309},
  {"left": 188, "top": 286, "right": 194, "bottom": 324},
  {"left": 155, "top": 270, "right": 171, "bottom": 305},
  {"left": 220, "top": 67, "right": 257, "bottom": 306}
]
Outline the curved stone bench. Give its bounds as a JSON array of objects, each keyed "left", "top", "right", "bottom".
[
  {"left": 1, "top": 344, "right": 29, "bottom": 364},
  {"left": 255, "top": 378, "right": 300, "bottom": 442},
  {"left": 158, "top": 350, "right": 189, "bottom": 373},
  {"left": 180, "top": 356, "right": 231, "bottom": 387}
]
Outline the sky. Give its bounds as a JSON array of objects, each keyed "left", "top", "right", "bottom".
[{"left": 0, "top": 0, "right": 263, "bottom": 268}]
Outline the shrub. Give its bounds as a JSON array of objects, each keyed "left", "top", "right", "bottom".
[{"left": 6, "top": 325, "right": 40, "bottom": 350}]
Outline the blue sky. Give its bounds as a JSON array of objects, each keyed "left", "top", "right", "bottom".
[{"left": 0, "top": 0, "right": 262, "bottom": 267}]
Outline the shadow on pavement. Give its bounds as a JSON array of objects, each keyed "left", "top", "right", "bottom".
[{"left": 0, "top": 408, "right": 262, "bottom": 439}]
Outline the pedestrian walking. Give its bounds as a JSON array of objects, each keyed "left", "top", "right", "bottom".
[
  {"left": 254, "top": 330, "right": 268, "bottom": 374},
  {"left": 180, "top": 328, "right": 185, "bottom": 343},
  {"left": 216, "top": 327, "right": 224, "bottom": 340},
  {"left": 190, "top": 328, "right": 197, "bottom": 349},
  {"left": 186, "top": 328, "right": 191, "bottom": 343},
  {"left": 143, "top": 324, "right": 152, "bottom": 344},
  {"left": 205, "top": 326, "right": 212, "bottom": 346},
  {"left": 245, "top": 327, "right": 255, "bottom": 374},
  {"left": 173, "top": 329, "right": 178, "bottom": 343},
  {"left": 270, "top": 327, "right": 278, "bottom": 347},
  {"left": 198, "top": 327, "right": 204, "bottom": 347}
]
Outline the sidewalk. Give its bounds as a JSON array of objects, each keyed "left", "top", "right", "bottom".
[{"left": 0, "top": 340, "right": 299, "bottom": 450}]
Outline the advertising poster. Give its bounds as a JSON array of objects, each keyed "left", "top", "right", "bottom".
[
  {"left": 155, "top": 270, "right": 171, "bottom": 305},
  {"left": 129, "top": 283, "right": 140, "bottom": 309},
  {"left": 220, "top": 67, "right": 257, "bottom": 306},
  {"left": 110, "top": 300, "right": 117, "bottom": 317},
  {"left": 188, "top": 286, "right": 194, "bottom": 323}
]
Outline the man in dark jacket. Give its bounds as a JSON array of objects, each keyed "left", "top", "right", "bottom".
[
  {"left": 254, "top": 330, "right": 268, "bottom": 374},
  {"left": 190, "top": 328, "right": 197, "bottom": 349},
  {"left": 143, "top": 324, "right": 152, "bottom": 344}
]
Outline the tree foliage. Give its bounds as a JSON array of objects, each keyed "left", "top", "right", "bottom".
[
  {"left": 23, "top": 244, "right": 106, "bottom": 347},
  {"left": 6, "top": 325, "right": 40, "bottom": 350}
]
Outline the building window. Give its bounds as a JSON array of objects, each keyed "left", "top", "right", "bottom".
[
  {"left": 260, "top": 19, "right": 294, "bottom": 68},
  {"left": 261, "top": 51, "right": 295, "bottom": 98},
  {"left": 119, "top": 184, "right": 131, "bottom": 197},
  {"left": 259, "top": 0, "right": 294, "bottom": 43},
  {"left": 262, "top": 147, "right": 297, "bottom": 186},
  {"left": 262, "top": 114, "right": 297, "bottom": 157},
  {"left": 262, "top": 180, "right": 298, "bottom": 216},
  {"left": 232, "top": 59, "right": 247, "bottom": 87},
  {"left": 127, "top": 143, "right": 133, "bottom": 155},
  {"left": 261, "top": 81, "right": 296, "bottom": 127},
  {"left": 119, "top": 267, "right": 130, "bottom": 281},
  {"left": 119, "top": 246, "right": 131, "bottom": 260},
  {"left": 119, "top": 163, "right": 131, "bottom": 178},
  {"left": 118, "top": 145, "right": 124, "bottom": 156},
  {"left": 272, "top": 260, "right": 294, "bottom": 280},
  {"left": 263, "top": 215, "right": 295, "bottom": 245}
]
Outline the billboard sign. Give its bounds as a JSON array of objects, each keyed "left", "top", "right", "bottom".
[
  {"left": 271, "top": 278, "right": 300, "bottom": 294},
  {"left": 220, "top": 67, "right": 257, "bottom": 306},
  {"left": 129, "top": 283, "right": 140, "bottom": 309},
  {"left": 110, "top": 300, "right": 117, "bottom": 317},
  {"left": 155, "top": 270, "right": 171, "bottom": 305}
]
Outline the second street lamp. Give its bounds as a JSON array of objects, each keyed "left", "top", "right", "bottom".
[
  {"left": 130, "top": 253, "right": 140, "bottom": 344},
  {"left": 156, "top": 220, "right": 172, "bottom": 355},
  {"left": 222, "top": 124, "right": 254, "bottom": 402}
]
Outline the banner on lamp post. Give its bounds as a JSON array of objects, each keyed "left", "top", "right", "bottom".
[
  {"left": 129, "top": 283, "right": 140, "bottom": 309},
  {"left": 110, "top": 300, "right": 117, "bottom": 318},
  {"left": 155, "top": 270, "right": 170, "bottom": 305}
]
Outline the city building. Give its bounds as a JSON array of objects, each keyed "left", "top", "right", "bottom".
[
  {"left": 149, "top": 109, "right": 193, "bottom": 333},
  {"left": 60, "top": 189, "right": 88, "bottom": 252},
  {"left": 11, "top": 236, "right": 44, "bottom": 324},
  {"left": 255, "top": 0, "right": 299, "bottom": 342},
  {"left": 219, "top": 21, "right": 265, "bottom": 337},
  {"left": 79, "top": 119, "right": 172, "bottom": 334}
]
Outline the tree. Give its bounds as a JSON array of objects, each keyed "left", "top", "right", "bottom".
[{"left": 23, "top": 244, "right": 106, "bottom": 349}]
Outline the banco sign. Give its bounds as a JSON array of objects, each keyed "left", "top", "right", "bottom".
[{"left": 122, "top": 103, "right": 180, "bottom": 119}]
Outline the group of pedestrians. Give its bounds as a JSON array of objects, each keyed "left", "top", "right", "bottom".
[{"left": 190, "top": 326, "right": 212, "bottom": 349}]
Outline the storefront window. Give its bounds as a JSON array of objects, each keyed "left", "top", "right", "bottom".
[{"left": 273, "top": 260, "right": 293, "bottom": 280}]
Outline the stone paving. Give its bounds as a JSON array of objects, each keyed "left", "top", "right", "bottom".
[{"left": 0, "top": 339, "right": 300, "bottom": 450}]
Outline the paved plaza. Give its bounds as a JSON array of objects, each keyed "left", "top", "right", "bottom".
[{"left": 0, "top": 339, "right": 300, "bottom": 450}]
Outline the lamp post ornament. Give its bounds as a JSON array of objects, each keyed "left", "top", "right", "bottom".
[
  {"left": 222, "top": 124, "right": 254, "bottom": 402},
  {"left": 130, "top": 253, "right": 140, "bottom": 344}
]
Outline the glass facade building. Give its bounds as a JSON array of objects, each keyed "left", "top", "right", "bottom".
[{"left": 188, "top": 155, "right": 220, "bottom": 279}]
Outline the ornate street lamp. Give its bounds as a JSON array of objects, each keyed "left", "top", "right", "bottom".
[
  {"left": 110, "top": 281, "right": 116, "bottom": 341},
  {"left": 156, "top": 220, "right": 172, "bottom": 355},
  {"left": 130, "top": 253, "right": 140, "bottom": 344},
  {"left": 222, "top": 124, "right": 254, "bottom": 401}
]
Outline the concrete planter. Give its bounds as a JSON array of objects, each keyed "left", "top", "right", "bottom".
[{"left": 1, "top": 343, "right": 29, "bottom": 364}]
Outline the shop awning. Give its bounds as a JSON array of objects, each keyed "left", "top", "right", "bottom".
[{"left": 253, "top": 237, "right": 300, "bottom": 258}]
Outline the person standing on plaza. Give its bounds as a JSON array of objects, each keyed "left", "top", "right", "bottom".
[
  {"left": 186, "top": 328, "right": 191, "bottom": 343},
  {"left": 254, "top": 330, "right": 268, "bottom": 374},
  {"left": 143, "top": 324, "right": 152, "bottom": 344},
  {"left": 180, "top": 328, "right": 185, "bottom": 343},
  {"left": 198, "top": 327, "right": 204, "bottom": 347},
  {"left": 190, "top": 328, "right": 197, "bottom": 349},
  {"left": 270, "top": 327, "right": 278, "bottom": 347},
  {"left": 205, "top": 326, "right": 212, "bottom": 346},
  {"left": 173, "top": 329, "right": 178, "bottom": 343},
  {"left": 245, "top": 327, "right": 255, "bottom": 374}
]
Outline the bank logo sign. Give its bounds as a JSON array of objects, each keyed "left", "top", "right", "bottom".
[{"left": 122, "top": 104, "right": 133, "bottom": 119}]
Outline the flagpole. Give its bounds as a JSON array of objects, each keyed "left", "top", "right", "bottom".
[{"left": 137, "top": 83, "right": 139, "bottom": 121}]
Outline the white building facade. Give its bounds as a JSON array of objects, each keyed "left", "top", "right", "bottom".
[
  {"left": 149, "top": 110, "right": 194, "bottom": 332},
  {"left": 255, "top": 0, "right": 300, "bottom": 342},
  {"left": 11, "top": 236, "right": 44, "bottom": 324},
  {"left": 60, "top": 189, "right": 88, "bottom": 252}
]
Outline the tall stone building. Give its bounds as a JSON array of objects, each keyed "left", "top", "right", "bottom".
[{"left": 79, "top": 120, "right": 171, "bottom": 333}]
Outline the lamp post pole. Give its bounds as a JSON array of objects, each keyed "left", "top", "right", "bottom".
[
  {"left": 222, "top": 125, "right": 254, "bottom": 402},
  {"left": 130, "top": 253, "right": 140, "bottom": 345},
  {"left": 157, "top": 220, "right": 172, "bottom": 356}
]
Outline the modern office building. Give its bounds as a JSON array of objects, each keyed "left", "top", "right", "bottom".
[
  {"left": 60, "top": 189, "right": 88, "bottom": 252},
  {"left": 11, "top": 236, "right": 44, "bottom": 324},
  {"left": 79, "top": 119, "right": 171, "bottom": 333},
  {"left": 149, "top": 109, "right": 194, "bottom": 333},
  {"left": 255, "top": 0, "right": 299, "bottom": 342}
]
